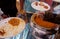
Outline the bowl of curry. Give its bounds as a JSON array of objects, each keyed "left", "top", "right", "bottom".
[{"left": 31, "top": 13, "right": 58, "bottom": 30}]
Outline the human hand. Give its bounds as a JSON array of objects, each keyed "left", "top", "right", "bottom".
[{"left": 1, "top": 14, "right": 8, "bottom": 19}]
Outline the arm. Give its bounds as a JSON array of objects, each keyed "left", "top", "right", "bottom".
[
  {"left": 40, "top": 0, "right": 53, "bottom": 12},
  {"left": 20, "top": 0, "right": 25, "bottom": 10}
]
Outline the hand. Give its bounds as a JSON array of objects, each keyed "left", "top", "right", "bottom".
[{"left": 1, "top": 14, "right": 8, "bottom": 19}]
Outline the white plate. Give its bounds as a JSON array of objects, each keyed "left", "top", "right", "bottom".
[
  {"left": 53, "top": 0, "right": 60, "bottom": 2},
  {"left": 0, "top": 17, "right": 25, "bottom": 38},
  {"left": 31, "top": 1, "right": 50, "bottom": 11}
]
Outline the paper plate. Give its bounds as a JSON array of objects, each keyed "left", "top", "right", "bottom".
[
  {"left": 0, "top": 17, "right": 25, "bottom": 38},
  {"left": 31, "top": 1, "right": 50, "bottom": 11}
]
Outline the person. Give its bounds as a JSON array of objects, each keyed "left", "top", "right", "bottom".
[{"left": 0, "top": 0, "right": 18, "bottom": 17}]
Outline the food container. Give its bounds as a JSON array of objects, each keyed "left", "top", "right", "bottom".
[{"left": 30, "top": 13, "right": 59, "bottom": 39}]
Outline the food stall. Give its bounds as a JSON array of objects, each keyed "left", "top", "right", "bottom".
[{"left": 0, "top": 0, "right": 60, "bottom": 39}]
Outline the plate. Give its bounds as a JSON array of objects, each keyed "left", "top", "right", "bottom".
[
  {"left": 0, "top": 17, "right": 25, "bottom": 38},
  {"left": 53, "top": 0, "right": 60, "bottom": 2},
  {"left": 31, "top": 1, "right": 50, "bottom": 11}
]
